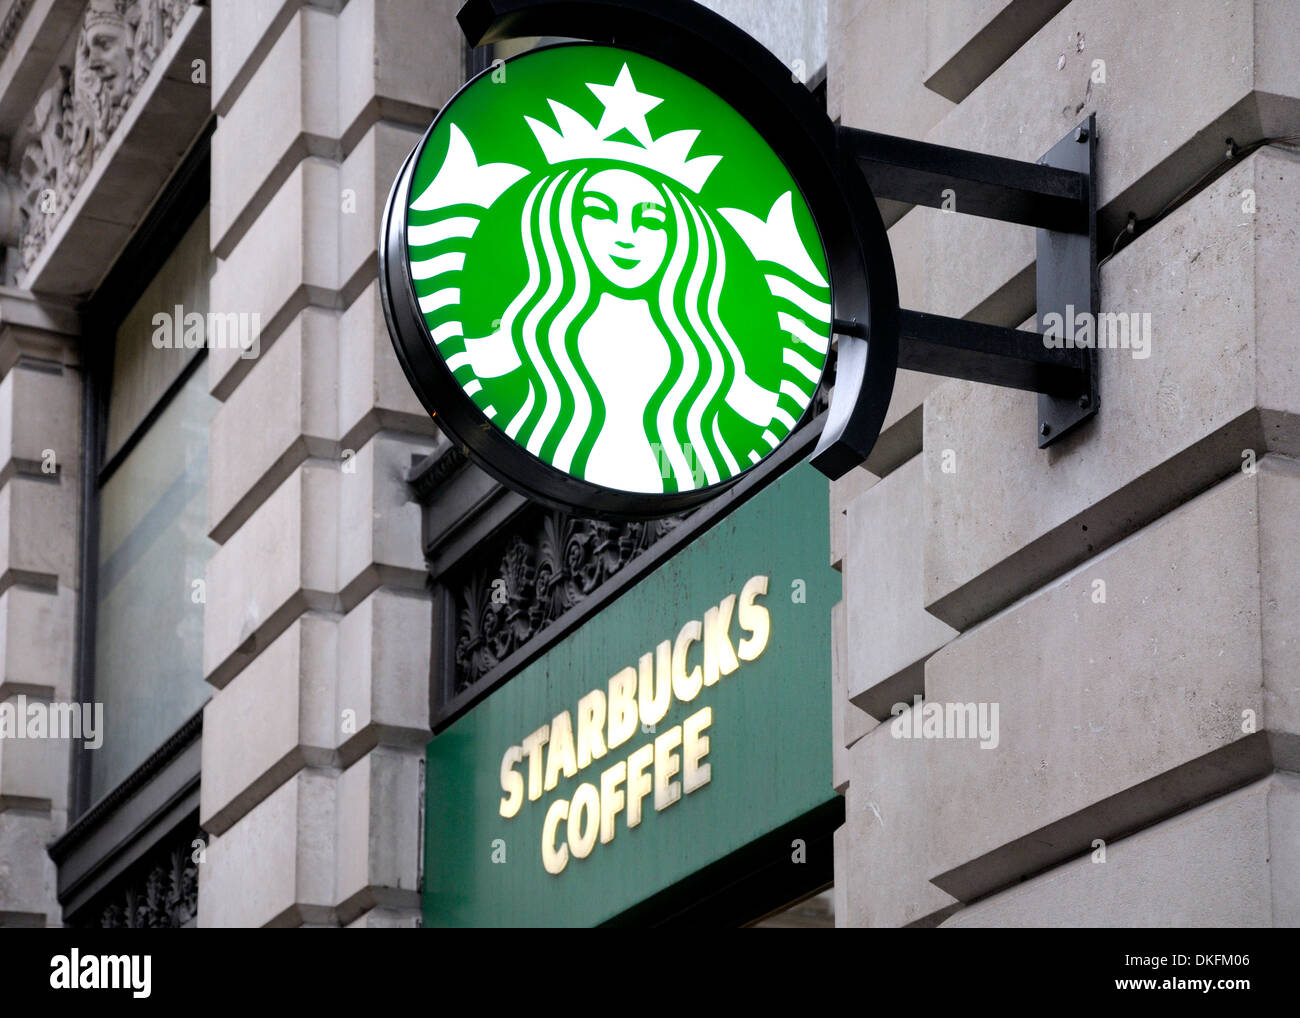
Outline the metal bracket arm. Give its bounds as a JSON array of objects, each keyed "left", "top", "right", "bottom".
[
  {"left": 895, "top": 311, "right": 1087, "bottom": 397},
  {"left": 841, "top": 127, "right": 1089, "bottom": 234},
  {"left": 835, "top": 116, "right": 1099, "bottom": 450}
]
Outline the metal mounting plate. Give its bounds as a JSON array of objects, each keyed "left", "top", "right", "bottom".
[{"left": 1037, "top": 115, "right": 1098, "bottom": 447}]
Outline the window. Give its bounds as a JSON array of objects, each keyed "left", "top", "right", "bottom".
[{"left": 79, "top": 204, "right": 216, "bottom": 807}]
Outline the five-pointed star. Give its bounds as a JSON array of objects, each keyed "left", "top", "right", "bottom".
[{"left": 588, "top": 64, "right": 663, "bottom": 148}]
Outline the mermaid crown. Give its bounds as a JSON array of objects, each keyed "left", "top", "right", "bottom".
[{"left": 525, "top": 64, "right": 721, "bottom": 193}]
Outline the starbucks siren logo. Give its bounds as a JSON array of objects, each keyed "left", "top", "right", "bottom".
[{"left": 404, "top": 45, "right": 832, "bottom": 494}]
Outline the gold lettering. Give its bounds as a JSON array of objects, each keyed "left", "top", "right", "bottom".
[
  {"left": 737, "top": 575, "right": 771, "bottom": 661},
  {"left": 599, "top": 760, "right": 627, "bottom": 844},
  {"left": 638, "top": 644, "right": 672, "bottom": 727},
  {"left": 576, "top": 689, "right": 607, "bottom": 768},
  {"left": 542, "top": 798, "right": 569, "bottom": 874},
  {"left": 626, "top": 743, "right": 654, "bottom": 827},
  {"left": 544, "top": 711, "right": 577, "bottom": 791},
  {"left": 521, "top": 723, "right": 550, "bottom": 801},
  {"left": 606, "top": 667, "right": 638, "bottom": 750},
  {"left": 682, "top": 706, "right": 713, "bottom": 794},
  {"left": 499, "top": 745, "right": 524, "bottom": 818},
  {"left": 703, "top": 594, "right": 739, "bottom": 686},
  {"left": 672, "top": 619, "right": 703, "bottom": 702},
  {"left": 654, "top": 726, "right": 683, "bottom": 811},
  {"left": 567, "top": 783, "right": 601, "bottom": 860}
]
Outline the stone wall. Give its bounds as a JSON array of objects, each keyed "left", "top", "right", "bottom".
[
  {"left": 830, "top": 0, "right": 1300, "bottom": 927},
  {"left": 4, "top": 0, "right": 1292, "bottom": 931},
  {"left": 0, "top": 291, "right": 80, "bottom": 926},
  {"left": 194, "top": 0, "right": 453, "bottom": 928}
]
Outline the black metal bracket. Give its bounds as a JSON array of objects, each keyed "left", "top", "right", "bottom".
[{"left": 838, "top": 115, "right": 1098, "bottom": 448}]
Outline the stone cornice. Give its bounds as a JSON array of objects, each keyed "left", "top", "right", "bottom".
[{"left": 0, "top": 284, "right": 80, "bottom": 375}]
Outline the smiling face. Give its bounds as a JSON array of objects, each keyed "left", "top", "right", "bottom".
[
  {"left": 83, "top": 21, "right": 132, "bottom": 103},
  {"left": 579, "top": 169, "right": 669, "bottom": 291}
]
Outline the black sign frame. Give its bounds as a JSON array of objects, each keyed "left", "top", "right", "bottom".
[{"left": 380, "top": 0, "right": 900, "bottom": 519}]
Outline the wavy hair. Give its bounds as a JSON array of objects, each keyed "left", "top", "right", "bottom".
[{"left": 501, "top": 165, "right": 760, "bottom": 493}]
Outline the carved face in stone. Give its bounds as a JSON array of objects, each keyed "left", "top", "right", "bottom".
[{"left": 80, "top": 17, "right": 134, "bottom": 110}]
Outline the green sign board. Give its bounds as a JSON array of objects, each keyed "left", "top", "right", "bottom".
[
  {"left": 383, "top": 42, "right": 834, "bottom": 517},
  {"left": 423, "top": 463, "right": 838, "bottom": 926}
]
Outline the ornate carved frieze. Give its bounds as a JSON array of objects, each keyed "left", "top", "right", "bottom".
[
  {"left": 82, "top": 818, "right": 201, "bottom": 928},
  {"left": 452, "top": 511, "right": 683, "bottom": 692},
  {"left": 17, "top": 0, "right": 191, "bottom": 270}
]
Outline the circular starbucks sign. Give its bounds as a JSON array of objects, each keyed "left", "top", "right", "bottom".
[{"left": 381, "top": 43, "right": 837, "bottom": 516}]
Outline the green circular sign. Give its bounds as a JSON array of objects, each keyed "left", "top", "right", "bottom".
[{"left": 389, "top": 43, "right": 834, "bottom": 508}]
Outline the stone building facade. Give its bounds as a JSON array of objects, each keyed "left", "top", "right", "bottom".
[
  {"left": 828, "top": 0, "right": 1300, "bottom": 926},
  {"left": 0, "top": 0, "right": 461, "bottom": 928},
  {"left": 0, "top": 0, "right": 1294, "bottom": 928}
]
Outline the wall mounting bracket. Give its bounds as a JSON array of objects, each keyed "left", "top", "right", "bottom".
[{"left": 835, "top": 115, "right": 1098, "bottom": 452}]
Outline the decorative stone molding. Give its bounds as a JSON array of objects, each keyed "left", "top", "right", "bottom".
[
  {"left": 0, "top": 174, "right": 22, "bottom": 245},
  {"left": 16, "top": 0, "right": 190, "bottom": 271},
  {"left": 0, "top": 0, "right": 36, "bottom": 65},
  {"left": 87, "top": 818, "right": 201, "bottom": 928},
  {"left": 409, "top": 443, "right": 466, "bottom": 505},
  {"left": 452, "top": 511, "right": 682, "bottom": 692}
]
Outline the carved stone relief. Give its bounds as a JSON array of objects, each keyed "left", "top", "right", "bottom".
[
  {"left": 82, "top": 819, "right": 201, "bottom": 928},
  {"left": 16, "top": 0, "right": 191, "bottom": 270},
  {"left": 452, "top": 511, "right": 683, "bottom": 693}
]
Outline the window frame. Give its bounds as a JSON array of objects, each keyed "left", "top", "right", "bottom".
[{"left": 71, "top": 122, "right": 214, "bottom": 820}]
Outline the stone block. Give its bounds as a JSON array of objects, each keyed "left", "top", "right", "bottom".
[
  {"left": 828, "top": 0, "right": 951, "bottom": 136},
  {"left": 335, "top": 588, "right": 432, "bottom": 764},
  {"left": 337, "top": 121, "right": 423, "bottom": 294},
  {"left": 923, "top": 0, "right": 1069, "bottom": 103},
  {"left": 203, "top": 463, "right": 340, "bottom": 689},
  {"left": 336, "top": 0, "right": 460, "bottom": 140},
  {"left": 0, "top": 475, "right": 77, "bottom": 590},
  {"left": 198, "top": 767, "right": 337, "bottom": 927},
  {"left": 0, "top": 585, "right": 77, "bottom": 699},
  {"left": 212, "top": 0, "right": 304, "bottom": 116},
  {"left": 887, "top": 206, "right": 926, "bottom": 309},
  {"left": 0, "top": 811, "right": 60, "bottom": 925},
  {"left": 208, "top": 157, "right": 342, "bottom": 400},
  {"left": 335, "top": 747, "right": 423, "bottom": 923},
  {"left": 200, "top": 616, "right": 338, "bottom": 835},
  {"left": 828, "top": 463, "right": 876, "bottom": 571},
  {"left": 212, "top": 6, "right": 340, "bottom": 257},
  {"left": 337, "top": 281, "right": 437, "bottom": 448},
  {"left": 0, "top": 366, "right": 79, "bottom": 482},
  {"left": 858, "top": 205, "right": 942, "bottom": 478},
  {"left": 923, "top": 150, "right": 1300, "bottom": 630},
  {"left": 942, "top": 774, "right": 1298, "bottom": 927},
  {"left": 865, "top": 371, "right": 940, "bottom": 479},
  {"left": 916, "top": 0, "right": 1300, "bottom": 325},
  {"left": 846, "top": 455, "right": 956, "bottom": 719},
  {"left": 697, "top": 0, "right": 825, "bottom": 76},
  {"left": 831, "top": 824, "right": 851, "bottom": 927},
  {"left": 839, "top": 720, "right": 958, "bottom": 927},
  {"left": 208, "top": 307, "right": 339, "bottom": 543},
  {"left": 831, "top": 598, "right": 877, "bottom": 794},
  {"left": 0, "top": 701, "right": 66, "bottom": 811},
  {"left": 336, "top": 433, "right": 432, "bottom": 602},
  {"left": 345, "top": 906, "right": 421, "bottom": 927},
  {"left": 923, "top": 461, "right": 1300, "bottom": 904}
]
